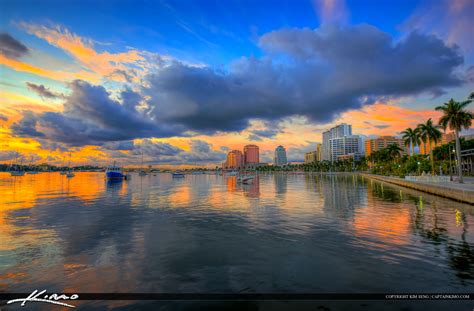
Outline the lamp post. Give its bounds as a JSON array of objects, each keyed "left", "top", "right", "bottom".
[{"left": 417, "top": 161, "right": 421, "bottom": 176}]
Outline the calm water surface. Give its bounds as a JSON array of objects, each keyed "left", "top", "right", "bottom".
[{"left": 0, "top": 172, "right": 473, "bottom": 310}]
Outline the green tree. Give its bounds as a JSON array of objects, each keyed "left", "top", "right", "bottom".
[
  {"left": 386, "top": 143, "right": 403, "bottom": 163},
  {"left": 436, "top": 96, "right": 473, "bottom": 183}
]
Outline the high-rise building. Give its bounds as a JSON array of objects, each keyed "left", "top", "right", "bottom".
[
  {"left": 329, "top": 135, "right": 363, "bottom": 162},
  {"left": 225, "top": 150, "right": 244, "bottom": 169},
  {"left": 419, "top": 132, "right": 455, "bottom": 155},
  {"left": 274, "top": 146, "right": 287, "bottom": 166},
  {"left": 365, "top": 136, "right": 407, "bottom": 156},
  {"left": 322, "top": 123, "right": 352, "bottom": 161},
  {"left": 304, "top": 143, "right": 322, "bottom": 164},
  {"left": 243, "top": 144, "right": 259, "bottom": 164}
]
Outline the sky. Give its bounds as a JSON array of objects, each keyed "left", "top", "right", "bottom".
[{"left": 0, "top": 0, "right": 473, "bottom": 167}]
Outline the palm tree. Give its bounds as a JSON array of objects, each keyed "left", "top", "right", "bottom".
[
  {"left": 436, "top": 97, "right": 473, "bottom": 183},
  {"left": 417, "top": 118, "right": 442, "bottom": 174},
  {"left": 401, "top": 127, "right": 420, "bottom": 156},
  {"left": 386, "top": 143, "right": 403, "bottom": 163}
]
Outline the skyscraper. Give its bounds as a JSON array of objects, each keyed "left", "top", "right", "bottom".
[
  {"left": 243, "top": 144, "right": 259, "bottom": 164},
  {"left": 274, "top": 145, "right": 287, "bottom": 166},
  {"left": 322, "top": 123, "right": 352, "bottom": 161},
  {"left": 329, "top": 135, "right": 363, "bottom": 162},
  {"left": 225, "top": 150, "right": 244, "bottom": 169}
]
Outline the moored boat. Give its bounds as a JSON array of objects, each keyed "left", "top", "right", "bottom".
[
  {"left": 106, "top": 164, "right": 125, "bottom": 180},
  {"left": 172, "top": 171, "right": 185, "bottom": 178}
]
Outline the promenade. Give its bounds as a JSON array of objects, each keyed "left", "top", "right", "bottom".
[{"left": 360, "top": 173, "right": 474, "bottom": 205}]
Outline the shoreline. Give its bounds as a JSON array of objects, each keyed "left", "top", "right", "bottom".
[{"left": 359, "top": 173, "right": 474, "bottom": 205}]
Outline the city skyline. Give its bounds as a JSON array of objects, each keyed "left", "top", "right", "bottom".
[{"left": 1, "top": 0, "right": 473, "bottom": 167}]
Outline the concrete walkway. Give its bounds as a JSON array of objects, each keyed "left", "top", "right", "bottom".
[{"left": 360, "top": 173, "right": 474, "bottom": 204}]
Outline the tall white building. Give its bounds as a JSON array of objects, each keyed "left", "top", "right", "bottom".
[
  {"left": 322, "top": 123, "right": 352, "bottom": 161},
  {"left": 322, "top": 123, "right": 363, "bottom": 162},
  {"left": 329, "top": 135, "right": 363, "bottom": 162},
  {"left": 274, "top": 145, "right": 287, "bottom": 166}
]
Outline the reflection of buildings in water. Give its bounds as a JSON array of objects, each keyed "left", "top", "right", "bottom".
[
  {"left": 320, "top": 174, "right": 367, "bottom": 220},
  {"left": 274, "top": 173, "right": 287, "bottom": 194},
  {"left": 226, "top": 176, "right": 237, "bottom": 192},
  {"left": 243, "top": 175, "right": 260, "bottom": 198}
]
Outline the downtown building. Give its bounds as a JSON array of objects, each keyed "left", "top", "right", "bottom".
[
  {"left": 304, "top": 143, "right": 322, "bottom": 164},
  {"left": 322, "top": 123, "right": 363, "bottom": 162},
  {"left": 224, "top": 145, "right": 262, "bottom": 169},
  {"left": 365, "top": 136, "right": 407, "bottom": 156},
  {"left": 419, "top": 132, "right": 455, "bottom": 155},
  {"left": 274, "top": 145, "right": 287, "bottom": 166}
]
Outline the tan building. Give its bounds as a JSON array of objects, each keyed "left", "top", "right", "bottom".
[
  {"left": 304, "top": 144, "right": 322, "bottom": 164},
  {"left": 224, "top": 150, "right": 244, "bottom": 169},
  {"left": 365, "top": 136, "right": 407, "bottom": 156},
  {"left": 419, "top": 132, "right": 455, "bottom": 155}
]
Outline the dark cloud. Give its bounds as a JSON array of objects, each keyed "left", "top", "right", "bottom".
[
  {"left": 0, "top": 114, "right": 8, "bottom": 122},
  {"left": 12, "top": 80, "right": 184, "bottom": 146},
  {"left": 103, "top": 140, "right": 135, "bottom": 150},
  {"left": 26, "top": 82, "right": 65, "bottom": 99},
  {"left": 0, "top": 33, "right": 29, "bottom": 59},
  {"left": 143, "top": 25, "right": 463, "bottom": 133},
  {"left": 133, "top": 139, "right": 182, "bottom": 157}
]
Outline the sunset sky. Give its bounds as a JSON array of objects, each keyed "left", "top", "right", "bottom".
[{"left": 0, "top": 0, "right": 473, "bottom": 167}]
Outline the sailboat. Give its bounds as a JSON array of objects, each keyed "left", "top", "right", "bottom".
[
  {"left": 138, "top": 151, "right": 147, "bottom": 176},
  {"left": 60, "top": 156, "right": 67, "bottom": 175},
  {"left": 26, "top": 156, "right": 38, "bottom": 174},
  {"left": 66, "top": 153, "right": 75, "bottom": 178},
  {"left": 10, "top": 152, "right": 25, "bottom": 176}
]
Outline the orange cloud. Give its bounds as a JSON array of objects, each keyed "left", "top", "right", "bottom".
[
  {"left": 20, "top": 23, "right": 146, "bottom": 82},
  {"left": 0, "top": 54, "right": 100, "bottom": 83}
]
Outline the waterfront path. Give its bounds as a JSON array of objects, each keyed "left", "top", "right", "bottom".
[{"left": 359, "top": 173, "right": 474, "bottom": 205}]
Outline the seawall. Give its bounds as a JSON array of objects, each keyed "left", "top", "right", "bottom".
[{"left": 359, "top": 173, "right": 474, "bottom": 205}]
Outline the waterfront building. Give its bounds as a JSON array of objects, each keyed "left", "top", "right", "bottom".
[
  {"left": 329, "top": 135, "right": 363, "bottom": 162},
  {"left": 243, "top": 144, "right": 259, "bottom": 164},
  {"left": 304, "top": 151, "right": 317, "bottom": 164},
  {"left": 225, "top": 150, "right": 244, "bottom": 169},
  {"left": 322, "top": 123, "right": 352, "bottom": 161},
  {"left": 419, "top": 132, "right": 455, "bottom": 155},
  {"left": 304, "top": 144, "right": 322, "bottom": 164},
  {"left": 365, "top": 136, "right": 407, "bottom": 156},
  {"left": 274, "top": 145, "right": 287, "bottom": 166}
]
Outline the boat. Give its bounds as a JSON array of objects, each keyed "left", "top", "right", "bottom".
[
  {"left": 9, "top": 152, "right": 25, "bottom": 176},
  {"left": 225, "top": 170, "right": 238, "bottom": 176},
  {"left": 172, "top": 171, "right": 185, "bottom": 178},
  {"left": 64, "top": 153, "right": 75, "bottom": 178},
  {"left": 237, "top": 174, "right": 255, "bottom": 184},
  {"left": 106, "top": 163, "right": 125, "bottom": 180},
  {"left": 60, "top": 171, "right": 68, "bottom": 175},
  {"left": 138, "top": 152, "right": 147, "bottom": 176}
]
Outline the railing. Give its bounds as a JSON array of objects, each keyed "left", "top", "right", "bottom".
[{"left": 405, "top": 175, "right": 451, "bottom": 183}]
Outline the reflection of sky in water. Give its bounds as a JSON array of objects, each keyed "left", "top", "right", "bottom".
[{"left": 0, "top": 172, "right": 473, "bottom": 309}]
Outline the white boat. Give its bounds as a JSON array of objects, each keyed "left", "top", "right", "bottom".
[
  {"left": 226, "top": 171, "right": 238, "bottom": 176},
  {"left": 66, "top": 171, "right": 75, "bottom": 178},
  {"left": 138, "top": 170, "right": 147, "bottom": 176},
  {"left": 237, "top": 175, "right": 255, "bottom": 184}
]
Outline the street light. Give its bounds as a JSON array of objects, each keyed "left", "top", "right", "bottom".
[{"left": 417, "top": 161, "right": 421, "bottom": 176}]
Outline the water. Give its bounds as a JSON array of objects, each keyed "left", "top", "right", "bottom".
[{"left": 0, "top": 172, "right": 473, "bottom": 310}]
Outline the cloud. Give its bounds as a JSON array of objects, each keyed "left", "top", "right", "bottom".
[
  {"left": 144, "top": 25, "right": 463, "bottom": 134},
  {"left": 26, "top": 82, "right": 65, "bottom": 99},
  {"left": 402, "top": 0, "right": 474, "bottom": 52},
  {"left": 0, "top": 33, "right": 29, "bottom": 59},
  {"left": 12, "top": 80, "right": 184, "bottom": 146},
  {"left": 0, "top": 113, "right": 8, "bottom": 122},
  {"left": 133, "top": 139, "right": 182, "bottom": 157},
  {"left": 313, "top": 0, "right": 349, "bottom": 25}
]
